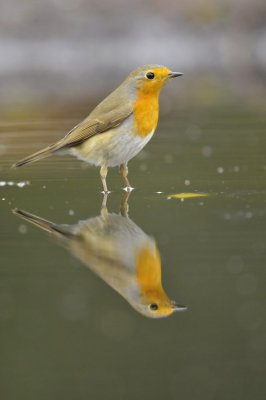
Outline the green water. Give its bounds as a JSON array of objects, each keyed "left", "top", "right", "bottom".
[{"left": 0, "top": 104, "right": 266, "bottom": 399}]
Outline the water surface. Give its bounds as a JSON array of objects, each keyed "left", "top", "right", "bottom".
[{"left": 0, "top": 104, "right": 265, "bottom": 399}]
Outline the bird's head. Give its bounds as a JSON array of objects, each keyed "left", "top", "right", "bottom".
[
  {"left": 132, "top": 296, "right": 187, "bottom": 319},
  {"left": 130, "top": 245, "right": 187, "bottom": 319},
  {"left": 127, "top": 64, "right": 183, "bottom": 95}
]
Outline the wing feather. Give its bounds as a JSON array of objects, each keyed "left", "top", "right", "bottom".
[
  {"left": 13, "top": 95, "right": 133, "bottom": 168},
  {"left": 59, "top": 106, "right": 132, "bottom": 149}
]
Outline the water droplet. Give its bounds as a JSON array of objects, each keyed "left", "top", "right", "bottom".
[
  {"left": 246, "top": 211, "right": 253, "bottom": 219},
  {"left": 17, "top": 181, "right": 29, "bottom": 188},
  {"left": 164, "top": 154, "right": 173, "bottom": 164},
  {"left": 201, "top": 145, "right": 213, "bottom": 157},
  {"left": 139, "top": 163, "right": 147, "bottom": 172},
  {"left": 18, "top": 224, "right": 28, "bottom": 234}
]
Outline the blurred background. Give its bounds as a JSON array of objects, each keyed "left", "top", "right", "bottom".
[{"left": 0, "top": 0, "right": 265, "bottom": 111}]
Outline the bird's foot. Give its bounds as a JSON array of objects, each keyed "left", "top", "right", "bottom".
[
  {"left": 123, "top": 186, "right": 134, "bottom": 193},
  {"left": 101, "top": 190, "right": 112, "bottom": 195}
]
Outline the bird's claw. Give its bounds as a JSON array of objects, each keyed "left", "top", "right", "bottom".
[{"left": 123, "top": 186, "right": 134, "bottom": 193}]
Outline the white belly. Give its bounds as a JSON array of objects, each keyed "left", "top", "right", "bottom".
[{"left": 70, "top": 128, "right": 154, "bottom": 167}]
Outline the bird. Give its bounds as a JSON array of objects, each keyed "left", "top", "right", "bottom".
[
  {"left": 12, "top": 65, "right": 183, "bottom": 192},
  {"left": 12, "top": 194, "right": 186, "bottom": 318}
]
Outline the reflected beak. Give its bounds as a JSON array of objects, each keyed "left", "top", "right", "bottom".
[
  {"left": 168, "top": 72, "right": 183, "bottom": 79},
  {"left": 171, "top": 302, "right": 187, "bottom": 312}
]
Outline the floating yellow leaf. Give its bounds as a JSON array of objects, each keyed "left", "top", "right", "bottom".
[{"left": 167, "top": 192, "right": 209, "bottom": 200}]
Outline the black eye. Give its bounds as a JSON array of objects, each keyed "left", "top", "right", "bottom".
[
  {"left": 146, "top": 72, "right": 155, "bottom": 80},
  {"left": 149, "top": 303, "right": 159, "bottom": 311}
]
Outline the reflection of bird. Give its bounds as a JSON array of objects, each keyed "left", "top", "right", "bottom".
[
  {"left": 12, "top": 195, "right": 186, "bottom": 318},
  {"left": 12, "top": 65, "right": 182, "bottom": 192}
]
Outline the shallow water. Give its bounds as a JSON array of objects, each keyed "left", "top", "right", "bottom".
[{"left": 0, "top": 105, "right": 266, "bottom": 399}]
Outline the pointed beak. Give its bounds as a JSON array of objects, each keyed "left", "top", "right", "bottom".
[
  {"left": 171, "top": 302, "right": 187, "bottom": 312},
  {"left": 168, "top": 71, "right": 183, "bottom": 79}
]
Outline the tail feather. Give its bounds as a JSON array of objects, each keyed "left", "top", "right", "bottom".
[
  {"left": 12, "top": 208, "right": 72, "bottom": 237},
  {"left": 12, "top": 142, "right": 61, "bottom": 168}
]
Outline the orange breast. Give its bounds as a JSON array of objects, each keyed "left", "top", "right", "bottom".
[
  {"left": 133, "top": 92, "right": 159, "bottom": 137},
  {"left": 136, "top": 246, "right": 172, "bottom": 316},
  {"left": 136, "top": 246, "right": 162, "bottom": 290}
]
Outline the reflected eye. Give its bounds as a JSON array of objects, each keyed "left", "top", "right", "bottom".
[
  {"left": 146, "top": 72, "right": 155, "bottom": 80},
  {"left": 149, "top": 303, "right": 159, "bottom": 311}
]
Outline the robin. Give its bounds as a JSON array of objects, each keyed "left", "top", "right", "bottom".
[
  {"left": 13, "top": 193, "right": 186, "bottom": 318},
  {"left": 12, "top": 65, "right": 183, "bottom": 192}
]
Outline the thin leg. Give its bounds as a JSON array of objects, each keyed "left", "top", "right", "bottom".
[
  {"left": 120, "top": 191, "right": 131, "bottom": 217},
  {"left": 100, "top": 165, "right": 109, "bottom": 194},
  {"left": 119, "top": 163, "right": 133, "bottom": 192},
  {"left": 101, "top": 192, "right": 109, "bottom": 219}
]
